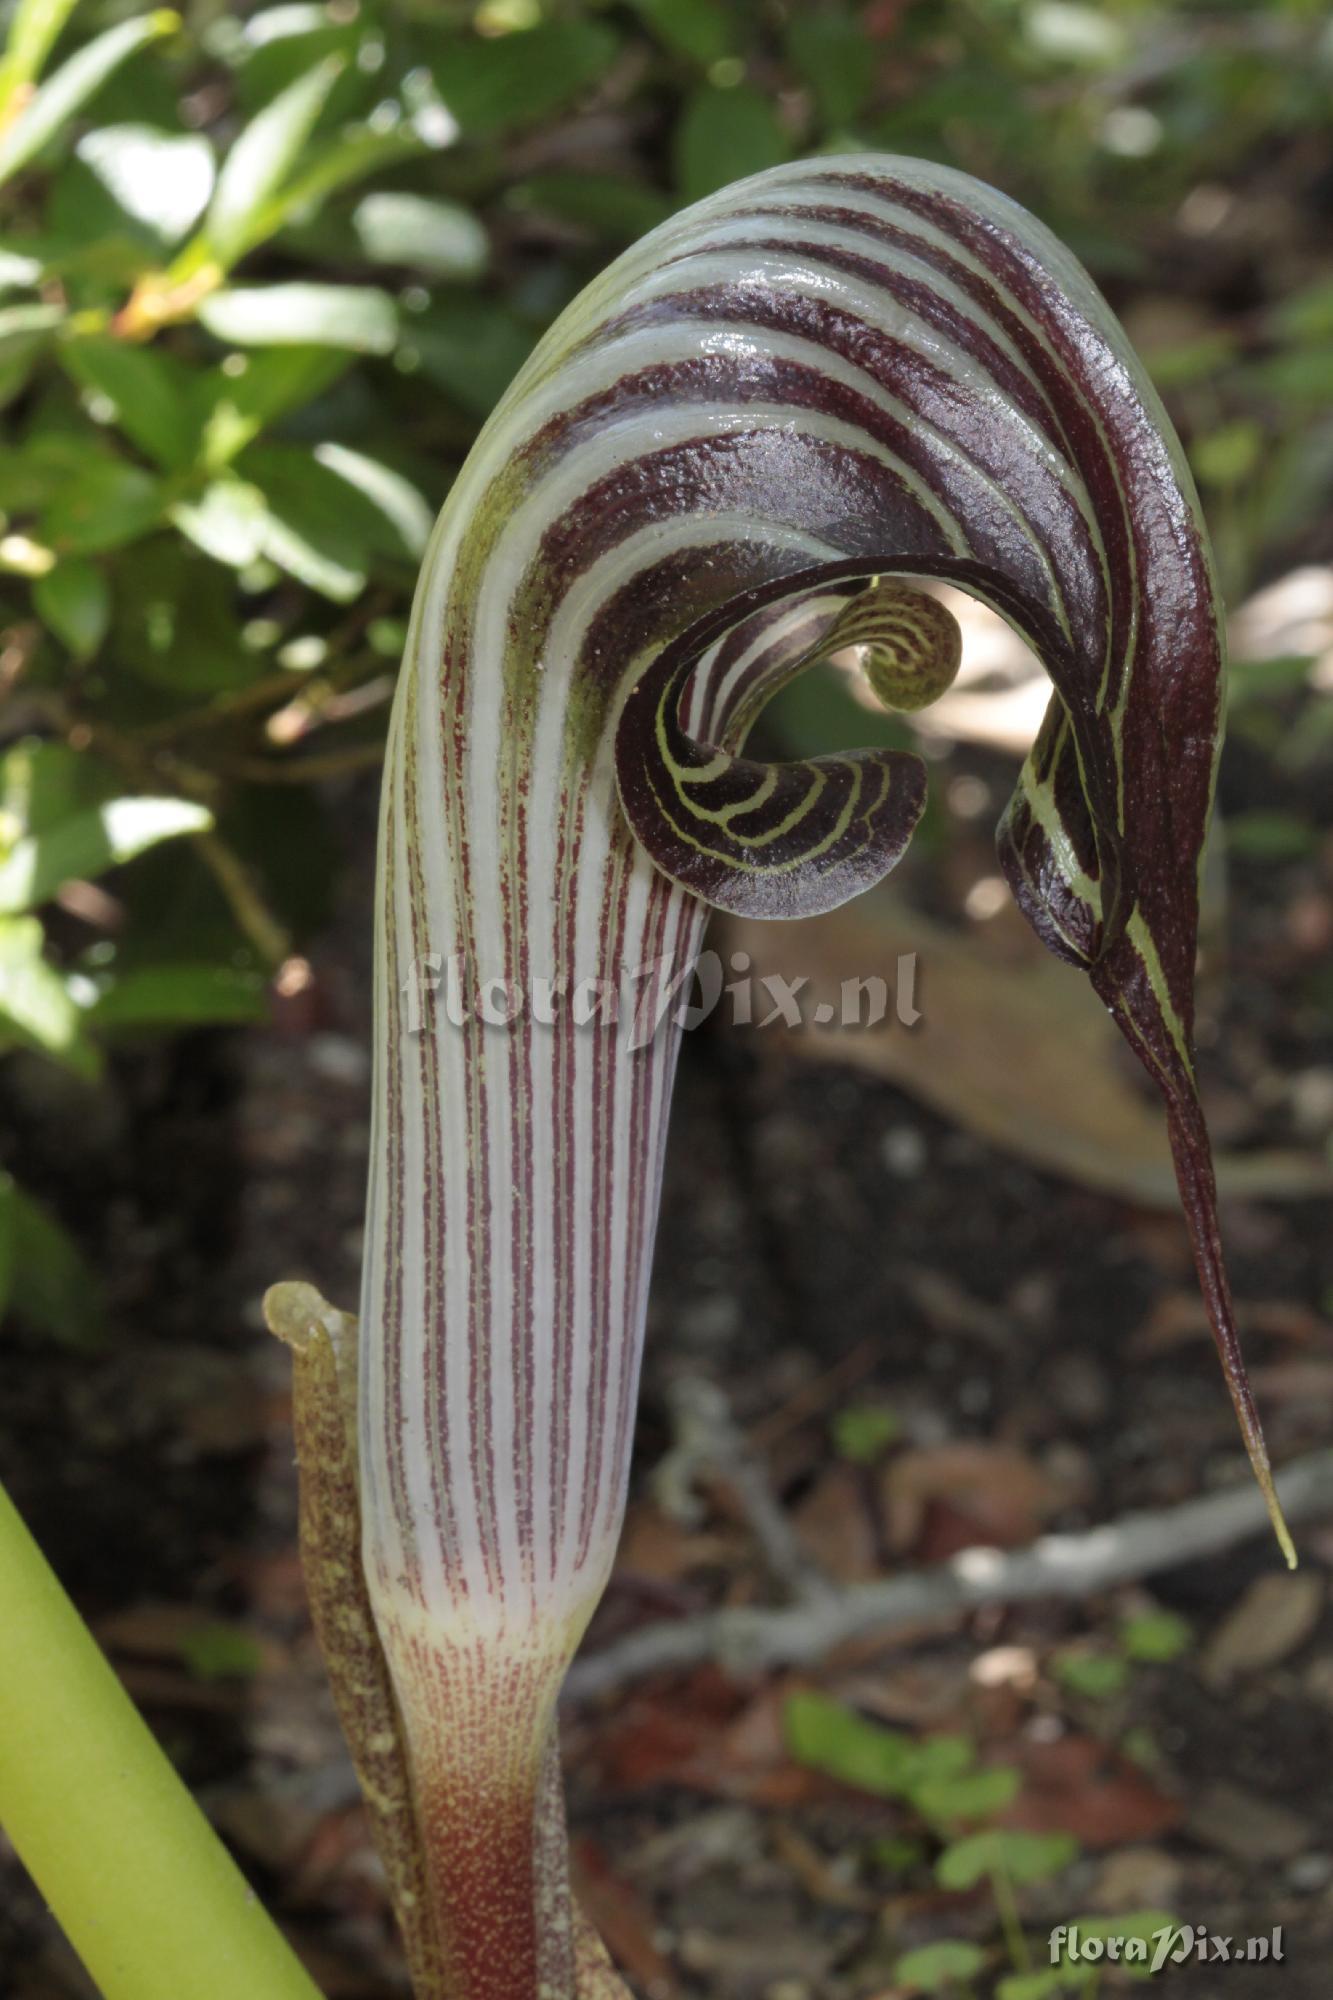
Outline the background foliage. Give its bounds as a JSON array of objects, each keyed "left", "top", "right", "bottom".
[{"left": 0, "top": 0, "right": 1330, "bottom": 1334}]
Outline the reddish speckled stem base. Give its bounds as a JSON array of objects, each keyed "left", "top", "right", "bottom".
[{"left": 384, "top": 1619, "right": 581, "bottom": 1998}]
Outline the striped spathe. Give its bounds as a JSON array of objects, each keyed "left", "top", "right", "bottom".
[{"left": 356, "top": 155, "right": 1286, "bottom": 1998}]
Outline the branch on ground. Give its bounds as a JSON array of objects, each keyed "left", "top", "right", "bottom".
[{"left": 565, "top": 1449, "right": 1333, "bottom": 1701}]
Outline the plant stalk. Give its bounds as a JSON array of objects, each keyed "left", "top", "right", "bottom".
[{"left": 0, "top": 1479, "right": 323, "bottom": 2000}]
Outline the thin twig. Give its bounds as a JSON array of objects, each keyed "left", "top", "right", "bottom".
[
  {"left": 565, "top": 1448, "right": 1333, "bottom": 1701},
  {"left": 193, "top": 832, "right": 291, "bottom": 969},
  {"left": 652, "top": 1376, "right": 833, "bottom": 1606},
  {"left": 136, "top": 609, "right": 391, "bottom": 745},
  {"left": 216, "top": 743, "right": 386, "bottom": 784}
]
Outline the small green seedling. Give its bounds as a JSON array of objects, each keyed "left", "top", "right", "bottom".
[
  {"left": 894, "top": 1937, "right": 988, "bottom": 1996},
  {"left": 1052, "top": 1650, "right": 1131, "bottom": 1701},
  {"left": 1117, "top": 1611, "right": 1192, "bottom": 1664},
  {"left": 832, "top": 1402, "right": 902, "bottom": 1464}
]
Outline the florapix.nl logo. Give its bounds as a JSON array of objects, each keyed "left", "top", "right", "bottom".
[
  {"left": 401, "top": 948, "right": 923, "bottom": 1051},
  {"left": 1049, "top": 1923, "right": 1284, "bottom": 1973}
]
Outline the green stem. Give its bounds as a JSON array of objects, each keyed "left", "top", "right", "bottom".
[
  {"left": 991, "top": 1863, "right": 1031, "bottom": 1974},
  {"left": 0, "top": 1479, "right": 323, "bottom": 2000}
]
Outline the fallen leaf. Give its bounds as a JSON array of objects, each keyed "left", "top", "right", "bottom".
[
  {"left": 590, "top": 1671, "right": 821, "bottom": 1806},
  {"left": 792, "top": 1464, "right": 881, "bottom": 1582},
  {"left": 1001, "top": 1734, "right": 1180, "bottom": 1848},
  {"left": 1249, "top": 1360, "right": 1333, "bottom": 1403},
  {"left": 1089, "top": 1844, "right": 1184, "bottom": 1913},
  {"left": 1202, "top": 1571, "right": 1325, "bottom": 1683},
  {"left": 838, "top": 1662, "right": 975, "bottom": 1728},
  {"left": 770, "top": 1820, "right": 878, "bottom": 1910},
  {"left": 1186, "top": 1782, "right": 1314, "bottom": 1863},
  {"left": 615, "top": 1502, "right": 738, "bottom": 1581},
  {"left": 721, "top": 895, "right": 1333, "bottom": 1209},
  {"left": 1129, "top": 1291, "right": 1214, "bottom": 1355},
  {"left": 882, "top": 1443, "right": 1058, "bottom": 1558}
]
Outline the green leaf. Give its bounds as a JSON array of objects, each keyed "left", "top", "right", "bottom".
[
  {"left": 408, "top": 295, "right": 534, "bottom": 418},
  {"left": 0, "top": 299, "right": 63, "bottom": 406},
  {"left": 352, "top": 191, "right": 488, "bottom": 281},
  {"left": 0, "top": 914, "right": 97, "bottom": 1076},
  {"left": 180, "top": 1623, "right": 265, "bottom": 1681},
  {"left": 0, "top": 246, "right": 43, "bottom": 291},
  {"left": 0, "top": 796, "right": 212, "bottom": 914},
  {"left": 785, "top": 1691, "right": 973, "bottom": 1800},
  {"left": 88, "top": 962, "right": 266, "bottom": 1028},
  {"left": 33, "top": 558, "right": 109, "bottom": 659},
  {"left": 225, "top": 6, "right": 360, "bottom": 113},
  {"left": 247, "top": 125, "right": 424, "bottom": 246},
  {"left": 1274, "top": 277, "right": 1333, "bottom": 344},
  {"left": 1144, "top": 331, "right": 1237, "bottom": 391},
  {"left": 236, "top": 442, "right": 413, "bottom": 599},
  {"left": 629, "top": 0, "right": 734, "bottom": 66},
  {"left": 204, "top": 55, "right": 342, "bottom": 267},
  {"left": 904, "top": 1733, "right": 976, "bottom": 1786},
  {"left": 39, "top": 457, "right": 164, "bottom": 554},
  {"left": 313, "top": 442, "right": 431, "bottom": 559},
  {"left": 674, "top": 84, "right": 788, "bottom": 204},
  {"left": 935, "top": 1829, "right": 1078, "bottom": 1891},
  {"left": 1248, "top": 345, "right": 1333, "bottom": 407},
  {"left": 1226, "top": 810, "right": 1316, "bottom": 861},
  {"left": 0, "top": 0, "right": 83, "bottom": 103},
  {"left": 197, "top": 345, "right": 351, "bottom": 468},
  {"left": 786, "top": 1691, "right": 919, "bottom": 1795},
  {"left": 1192, "top": 418, "right": 1262, "bottom": 489},
  {"left": 0, "top": 1172, "right": 100, "bottom": 1346},
  {"left": 1025, "top": 3, "right": 1127, "bottom": 67},
  {"left": 1227, "top": 654, "right": 1315, "bottom": 708},
  {"left": 110, "top": 540, "right": 263, "bottom": 693},
  {"left": 61, "top": 335, "right": 197, "bottom": 470},
  {"left": 0, "top": 299, "right": 61, "bottom": 338},
  {"left": 894, "top": 1940, "right": 988, "bottom": 1993},
  {"left": 198, "top": 281, "right": 397, "bottom": 352},
  {"left": 0, "top": 347, "right": 50, "bottom": 406},
  {"left": 997, "top": 1972, "right": 1090, "bottom": 2000},
  {"left": 0, "top": 433, "right": 88, "bottom": 517},
  {"left": 786, "top": 11, "right": 874, "bottom": 128},
  {"left": 831, "top": 1402, "right": 900, "bottom": 1463},
  {"left": 0, "top": 11, "right": 182, "bottom": 190},
  {"left": 913, "top": 1767, "right": 1021, "bottom": 1823},
  {"left": 1119, "top": 1610, "right": 1192, "bottom": 1663},
  {"left": 76, "top": 124, "right": 215, "bottom": 243},
  {"left": 509, "top": 172, "right": 671, "bottom": 244},
  {"left": 170, "top": 478, "right": 269, "bottom": 568},
  {"left": 0, "top": 738, "right": 118, "bottom": 836},
  {"left": 1052, "top": 1650, "right": 1130, "bottom": 1700},
  {"left": 433, "top": 21, "right": 620, "bottom": 135}
]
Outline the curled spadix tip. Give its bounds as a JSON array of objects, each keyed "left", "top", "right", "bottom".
[
  {"left": 262, "top": 1279, "right": 353, "bottom": 1358},
  {"left": 855, "top": 581, "right": 963, "bottom": 714}
]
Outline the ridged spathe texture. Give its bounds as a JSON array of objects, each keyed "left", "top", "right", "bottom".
[{"left": 358, "top": 155, "right": 1287, "bottom": 1997}]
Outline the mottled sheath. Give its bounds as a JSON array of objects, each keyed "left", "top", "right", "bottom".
[{"left": 358, "top": 156, "right": 1287, "bottom": 1998}]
